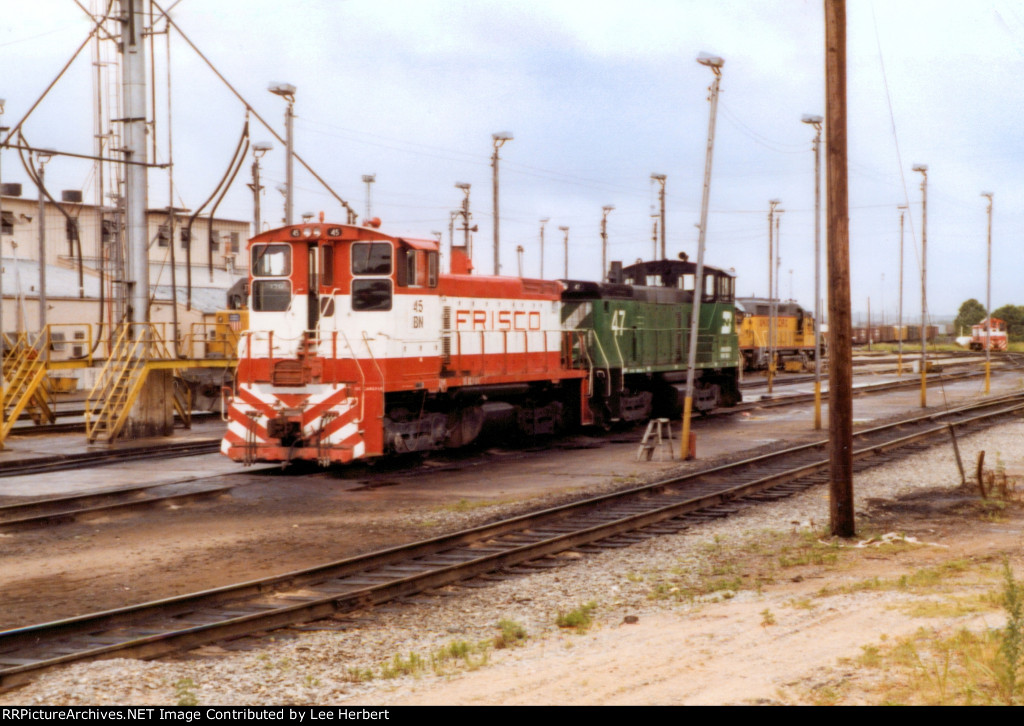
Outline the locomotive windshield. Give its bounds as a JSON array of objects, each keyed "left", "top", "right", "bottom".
[
  {"left": 352, "top": 242, "right": 393, "bottom": 275},
  {"left": 251, "top": 244, "right": 291, "bottom": 276}
]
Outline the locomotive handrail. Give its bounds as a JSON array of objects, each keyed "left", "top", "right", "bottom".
[
  {"left": 338, "top": 329, "right": 366, "bottom": 425},
  {"left": 584, "top": 329, "right": 614, "bottom": 397},
  {"left": 361, "top": 331, "right": 386, "bottom": 422}
]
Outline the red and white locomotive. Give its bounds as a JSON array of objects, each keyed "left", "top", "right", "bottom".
[
  {"left": 970, "top": 317, "right": 1008, "bottom": 351},
  {"left": 221, "top": 217, "right": 591, "bottom": 465}
]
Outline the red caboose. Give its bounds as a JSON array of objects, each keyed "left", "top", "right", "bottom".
[
  {"left": 221, "top": 218, "right": 590, "bottom": 466},
  {"left": 970, "top": 317, "right": 1008, "bottom": 351}
]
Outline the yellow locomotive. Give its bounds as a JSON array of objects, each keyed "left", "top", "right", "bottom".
[{"left": 735, "top": 297, "right": 819, "bottom": 371}]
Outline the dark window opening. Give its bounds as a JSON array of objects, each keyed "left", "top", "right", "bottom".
[
  {"left": 427, "top": 251, "right": 439, "bottom": 288},
  {"left": 180, "top": 228, "right": 190, "bottom": 249},
  {"left": 352, "top": 279, "right": 392, "bottom": 311},
  {"left": 101, "top": 219, "right": 116, "bottom": 245},
  {"left": 321, "top": 245, "right": 334, "bottom": 288},
  {"left": 351, "top": 242, "right": 392, "bottom": 275},
  {"left": 66, "top": 218, "right": 80, "bottom": 255},
  {"left": 156, "top": 223, "right": 169, "bottom": 248},
  {"left": 252, "top": 279, "right": 291, "bottom": 311},
  {"left": 209, "top": 231, "right": 220, "bottom": 251},
  {"left": 2, "top": 211, "right": 16, "bottom": 236}
]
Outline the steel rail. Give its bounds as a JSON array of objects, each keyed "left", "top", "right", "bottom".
[{"left": 1, "top": 393, "right": 1022, "bottom": 689}]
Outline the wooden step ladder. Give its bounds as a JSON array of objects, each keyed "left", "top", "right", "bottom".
[{"left": 637, "top": 418, "right": 675, "bottom": 461}]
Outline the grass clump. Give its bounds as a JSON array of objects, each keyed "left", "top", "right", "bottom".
[
  {"left": 494, "top": 619, "right": 528, "bottom": 649},
  {"left": 556, "top": 601, "right": 598, "bottom": 633},
  {"left": 843, "top": 561, "right": 1024, "bottom": 705},
  {"left": 173, "top": 677, "right": 198, "bottom": 707},
  {"left": 379, "top": 651, "right": 426, "bottom": 679}
]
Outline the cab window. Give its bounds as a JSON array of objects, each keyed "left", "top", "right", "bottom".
[
  {"left": 352, "top": 279, "right": 392, "bottom": 311},
  {"left": 251, "top": 244, "right": 291, "bottom": 276},
  {"left": 352, "top": 242, "right": 392, "bottom": 275},
  {"left": 252, "top": 279, "right": 291, "bottom": 311}
]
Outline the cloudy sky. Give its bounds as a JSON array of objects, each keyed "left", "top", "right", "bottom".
[{"left": 2, "top": 0, "right": 1023, "bottom": 321}]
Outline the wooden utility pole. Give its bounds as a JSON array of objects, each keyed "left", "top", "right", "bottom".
[{"left": 825, "top": 0, "right": 855, "bottom": 537}]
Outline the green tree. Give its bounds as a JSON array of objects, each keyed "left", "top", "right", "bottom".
[
  {"left": 993, "top": 305, "right": 1024, "bottom": 342},
  {"left": 953, "top": 298, "right": 986, "bottom": 336}
]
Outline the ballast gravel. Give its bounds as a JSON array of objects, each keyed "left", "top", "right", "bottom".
[{"left": 2, "top": 419, "right": 1022, "bottom": 706}]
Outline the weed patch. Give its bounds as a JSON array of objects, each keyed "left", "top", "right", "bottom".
[{"left": 556, "top": 601, "right": 598, "bottom": 632}]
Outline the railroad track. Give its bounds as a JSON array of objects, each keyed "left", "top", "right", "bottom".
[
  {"left": 0, "top": 439, "right": 222, "bottom": 478},
  {"left": 0, "top": 475, "right": 264, "bottom": 532},
  {"left": 733, "top": 364, "right": 1017, "bottom": 414},
  {"left": 2, "top": 391, "right": 1022, "bottom": 690}
]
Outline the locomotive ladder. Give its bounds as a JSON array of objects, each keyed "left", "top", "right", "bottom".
[{"left": 0, "top": 332, "right": 55, "bottom": 444}]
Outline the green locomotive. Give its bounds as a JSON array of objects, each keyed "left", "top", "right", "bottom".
[{"left": 562, "top": 257, "right": 741, "bottom": 428}]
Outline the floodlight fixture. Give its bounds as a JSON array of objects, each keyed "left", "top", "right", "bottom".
[
  {"left": 253, "top": 141, "right": 273, "bottom": 158},
  {"left": 455, "top": 182, "right": 470, "bottom": 191},
  {"left": 268, "top": 83, "right": 296, "bottom": 100},
  {"left": 981, "top": 191, "right": 994, "bottom": 200},
  {"left": 912, "top": 164, "right": 927, "bottom": 173},
  {"left": 801, "top": 114, "right": 823, "bottom": 125},
  {"left": 362, "top": 174, "right": 376, "bottom": 184},
  {"left": 492, "top": 131, "right": 514, "bottom": 142},
  {"left": 602, "top": 204, "right": 615, "bottom": 213},
  {"left": 696, "top": 52, "right": 724, "bottom": 68},
  {"left": 650, "top": 173, "right": 666, "bottom": 182}
]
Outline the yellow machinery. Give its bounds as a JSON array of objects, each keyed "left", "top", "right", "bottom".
[{"left": 736, "top": 298, "right": 818, "bottom": 371}]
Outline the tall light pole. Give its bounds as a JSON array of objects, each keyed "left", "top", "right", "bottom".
[
  {"left": 0, "top": 97, "right": 6, "bottom": 344},
  {"left": 455, "top": 182, "right": 472, "bottom": 256},
  {"left": 802, "top": 114, "right": 823, "bottom": 428},
  {"left": 680, "top": 52, "right": 724, "bottom": 460},
  {"left": 651, "top": 173, "right": 666, "bottom": 259},
  {"left": 600, "top": 205, "right": 614, "bottom": 281},
  {"left": 559, "top": 226, "right": 570, "bottom": 278},
  {"left": 539, "top": 218, "right": 549, "bottom": 279},
  {"left": 35, "top": 148, "right": 54, "bottom": 332},
  {"left": 249, "top": 142, "right": 272, "bottom": 234},
  {"left": 516, "top": 245, "right": 524, "bottom": 277},
  {"left": 913, "top": 164, "right": 928, "bottom": 407},
  {"left": 982, "top": 191, "right": 994, "bottom": 395},
  {"left": 362, "top": 174, "right": 375, "bottom": 221},
  {"left": 767, "top": 198, "right": 781, "bottom": 393},
  {"left": 269, "top": 83, "right": 296, "bottom": 225},
  {"left": 897, "top": 205, "right": 907, "bottom": 377},
  {"left": 491, "top": 131, "right": 513, "bottom": 275}
]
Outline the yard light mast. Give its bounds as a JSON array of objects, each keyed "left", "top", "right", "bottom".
[{"left": 681, "top": 52, "right": 724, "bottom": 460}]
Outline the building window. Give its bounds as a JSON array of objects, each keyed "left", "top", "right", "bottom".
[
  {"left": 156, "top": 223, "right": 169, "bottom": 248},
  {"left": 180, "top": 228, "right": 190, "bottom": 249},
  {"left": 101, "top": 219, "right": 116, "bottom": 245},
  {"left": 210, "top": 230, "right": 220, "bottom": 251},
  {"left": 2, "top": 211, "right": 16, "bottom": 236},
  {"left": 228, "top": 231, "right": 239, "bottom": 256}
]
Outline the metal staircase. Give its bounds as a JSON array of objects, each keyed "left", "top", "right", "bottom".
[
  {"left": 0, "top": 332, "right": 55, "bottom": 443},
  {"left": 85, "top": 324, "right": 172, "bottom": 444}
]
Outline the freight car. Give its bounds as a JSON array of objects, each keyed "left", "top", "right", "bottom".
[
  {"left": 221, "top": 219, "right": 740, "bottom": 466},
  {"left": 735, "top": 297, "right": 817, "bottom": 371}
]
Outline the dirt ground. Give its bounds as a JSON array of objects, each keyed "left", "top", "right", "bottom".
[{"left": 355, "top": 490, "right": 1024, "bottom": 706}]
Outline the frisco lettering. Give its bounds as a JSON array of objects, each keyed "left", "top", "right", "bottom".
[{"left": 455, "top": 309, "right": 541, "bottom": 330}]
